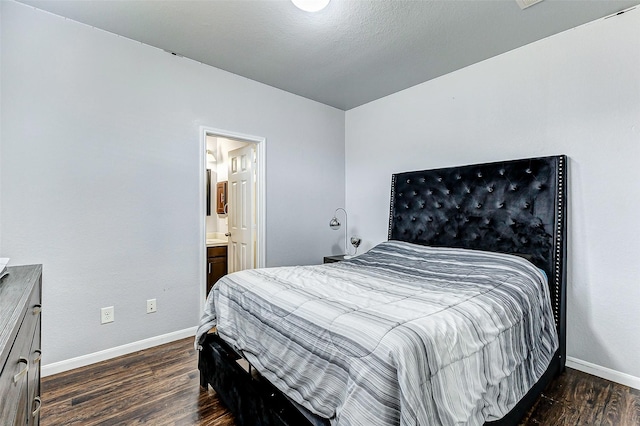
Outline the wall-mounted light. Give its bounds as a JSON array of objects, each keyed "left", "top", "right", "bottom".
[
  {"left": 291, "top": 0, "right": 330, "bottom": 13},
  {"left": 329, "top": 208, "right": 360, "bottom": 259},
  {"left": 206, "top": 149, "right": 217, "bottom": 163}
]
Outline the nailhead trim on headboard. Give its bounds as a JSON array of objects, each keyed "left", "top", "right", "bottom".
[
  {"left": 388, "top": 174, "right": 397, "bottom": 241},
  {"left": 553, "top": 156, "right": 564, "bottom": 330}
]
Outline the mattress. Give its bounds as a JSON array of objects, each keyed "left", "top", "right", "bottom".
[{"left": 196, "top": 241, "right": 558, "bottom": 426}]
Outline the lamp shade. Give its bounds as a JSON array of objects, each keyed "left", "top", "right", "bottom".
[{"left": 329, "top": 217, "right": 341, "bottom": 230}]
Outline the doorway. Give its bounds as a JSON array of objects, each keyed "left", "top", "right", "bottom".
[{"left": 200, "top": 127, "right": 265, "bottom": 305}]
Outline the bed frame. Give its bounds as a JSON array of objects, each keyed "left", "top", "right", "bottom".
[{"left": 199, "top": 155, "right": 567, "bottom": 426}]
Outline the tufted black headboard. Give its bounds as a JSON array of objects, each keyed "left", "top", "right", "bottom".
[{"left": 389, "top": 155, "right": 567, "bottom": 366}]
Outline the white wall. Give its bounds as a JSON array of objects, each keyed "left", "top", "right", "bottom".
[
  {"left": 0, "top": 2, "right": 3, "bottom": 249},
  {"left": 346, "top": 9, "right": 640, "bottom": 383},
  {"left": 0, "top": 2, "right": 345, "bottom": 365}
]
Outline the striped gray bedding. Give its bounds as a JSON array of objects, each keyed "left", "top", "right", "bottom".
[{"left": 196, "top": 241, "right": 558, "bottom": 426}]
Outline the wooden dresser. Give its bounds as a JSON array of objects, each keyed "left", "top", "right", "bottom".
[{"left": 0, "top": 265, "right": 43, "bottom": 425}]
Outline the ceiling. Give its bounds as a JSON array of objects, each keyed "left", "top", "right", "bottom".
[{"left": 18, "top": 0, "right": 639, "bottom": 110}]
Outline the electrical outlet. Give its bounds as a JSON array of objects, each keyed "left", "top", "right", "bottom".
[
  {"left": 101, "top": 306, "right": 114, "bottom": 324},
  {"left": 147, "top": 299, "right": 157, "bottom": 314}
]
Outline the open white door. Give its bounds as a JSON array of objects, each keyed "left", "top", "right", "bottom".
[{"left": 228, "top": 145, "right": 255, "bottom": 272}]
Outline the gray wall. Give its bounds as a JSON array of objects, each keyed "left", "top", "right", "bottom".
[
  {"left": 0, "top": 2, "right": 3, "bottom": 247},
  {"left": 0, "top": 2, "right": 345, "bottom": 365},
  {"left": 345, "top": 9, "right": 640, "bottom": 384}
]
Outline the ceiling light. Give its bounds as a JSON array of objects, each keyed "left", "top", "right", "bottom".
[{"left": 291, "top": 0, "right": 330, "bottom": 13}]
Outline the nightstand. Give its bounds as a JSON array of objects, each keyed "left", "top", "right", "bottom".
[{"left": 323, "top": 255, "right": 346, "bottom": 264}]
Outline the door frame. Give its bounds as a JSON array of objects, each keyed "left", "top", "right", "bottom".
[{"left": 199, "top": 126, "right": 266, "bottom": 307}]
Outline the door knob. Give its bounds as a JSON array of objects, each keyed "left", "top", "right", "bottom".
[{"left": 225, "top": 232, "right": 231, "bottom": 237}]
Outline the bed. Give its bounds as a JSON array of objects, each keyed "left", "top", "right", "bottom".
[{"left": 196, "top": 155, "right": 567, "bottom": 426}]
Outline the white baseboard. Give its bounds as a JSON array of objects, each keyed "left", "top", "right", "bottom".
[
  {"left": 41, "top": 326, "right": 197, "bottom": 377},
  {"left": 566, "top": 356, "right": 640, "bottom": 390}
]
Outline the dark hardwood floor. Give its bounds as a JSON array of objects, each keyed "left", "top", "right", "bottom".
[
  {"left": 41, "top": 338, "right": 234, "bottom": 426},
  {"left": 41, "top": 338, "right": 640, "bottom": 425}
]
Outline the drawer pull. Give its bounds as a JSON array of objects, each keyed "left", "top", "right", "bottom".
[
  {"left": 32, "top": 397, "right": 42, "bottom": 417},
  {"left": 34, "top": 349, "right": 42, "bottom": 363},
  {"left": 33, "top": 304, "right": 42, "bottom": 315},
  {"left": 14, "top": 357, "right": 29, "bottom": 383}
]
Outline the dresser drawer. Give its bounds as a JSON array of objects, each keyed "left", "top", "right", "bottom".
[
  {"left": 0, "top": 315, "right": 32, "bottom": 424},
  {"left": 0, "top": 264, "right": 43, "bottom": 426},
  {"left": 22, "top": 284, "right": 42, "bottom": 354},
  {"left": 29, "top": 315, "right": 43, "bottom": 424}
]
